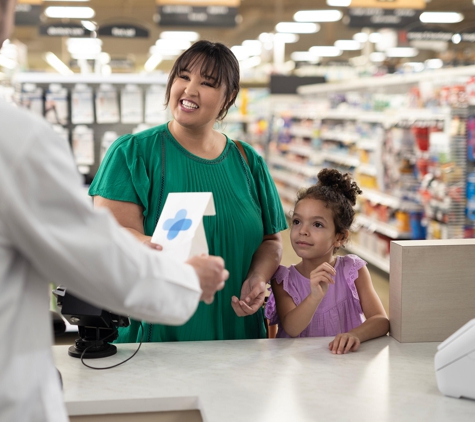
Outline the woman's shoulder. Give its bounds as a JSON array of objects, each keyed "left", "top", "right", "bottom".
[{"left": 109, "top": 123, "right": 168, "bottom": 154}]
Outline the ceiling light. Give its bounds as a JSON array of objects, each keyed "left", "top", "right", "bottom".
[
  {"left": 240, "top": 56, "right": 261, "bottom": 69},
  {"left": 231, "top": 46, "right": 249, "bottom": 61},
  {"left": 81, "top": 20, "right": 96, "bottom": 31},
  {"left": 353, "top": 33, "right": 368, "bottom": 43},
  {"left": 425, "top": 58, "right": 443, "bottom": 69},
  {"left": 290, "top": 51, "right": 319, "bottom": 62},
  {"left": 144, "top": 54, "right": 163, "bottom": 72},
  {"left": 275, "top": 22, "right": 319, "bottom": 34},
  {"left": 44, "top": 52, "right": 74, "bottom": 75},
  {"left": 309, "top": 46, "right": 341, "bottom": 57},
  {"left": 44, "top": 7, "right": 95, "bottom": 19},
  {"left": 155, "top": 39, "right": 191, "bottom": 51},
  {"left": 159, "top": 31, "right": 199, "bottom": 42},
  {"left": 452, "top": 33, "right": 462, "bottom": 44},
  {"left": 149, "top": 45, "right": 182, "bottom": 57},
  {"left": 274, "top": 33, "right": 299, "bottom": 43},
  {"left": 67, "top": 38, "right": 102, "bottom": 59},
  {"left": 385, "top": 47, "right": 419, "bottom": 58},
  {"left": 419, "top": 12, "right": 464, "bottom": 24},
  {"left": 369, "top": 52, "right": 386, "bottom": 62},
  {"left": 326, "top": 0, "right": 351, "bottom": 6},
  {"left": 242, "top": 40, "right": 262, "bottom": 56},
  {"left": 294, "top": 10, "right": 342, "bottom": 23},
  {"left": 369, "top": 33, "right": 382, "bottom": 43},
  {"left": 334, "top": 40, "right": 361, "bottom": 50}
]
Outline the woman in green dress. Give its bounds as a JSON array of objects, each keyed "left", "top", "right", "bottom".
[{"left": 89, "top": 40, "right": 287, "bottom": 342}]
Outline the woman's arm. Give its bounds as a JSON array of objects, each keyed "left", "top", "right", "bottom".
[
  {"left": 231, "top": 233, "right": 282, "bottom": 316},
  {"left": 93, "top": 196, "right": 161, "bottom": 249},
  {"left": 329, "top": 265, "right": 389, "bottom": 354}
]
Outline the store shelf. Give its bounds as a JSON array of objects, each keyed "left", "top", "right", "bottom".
[
  {"left": 268, "top": 154, "right": 320, "bottom": 177},
  {"left": 357, "top": 164, "right": 378, "bottom": 177},
  {"left": 355, "top": 215, "right": 411, "bottom": 239},
  {"left": 322, "top": 152, "right": 359, "bottom": 167},
  {"left": 345, "top": 243, "right": 390, "bottom": 273},
  {"left": 12, "top": 72, "right": 168, "bottom": 85},
  {"left": 297, "top": 65, "right": 475, "bottom": 95},
  {"left": 271, "top": 169, "right": 311, "bottom": 190}
]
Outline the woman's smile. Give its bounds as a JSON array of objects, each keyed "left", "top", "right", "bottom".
[{"left": 180, "top": 99, "right": 199, "bottom": 111}]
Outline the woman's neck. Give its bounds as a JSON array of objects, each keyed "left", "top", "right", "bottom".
[
  {"left": 295, "top": 255, "right": 337, "bottom": 279},
  {"left": 168, "top": 120, "right": 225, "bottom": 159}
]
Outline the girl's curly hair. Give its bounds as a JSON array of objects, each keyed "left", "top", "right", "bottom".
[{"left": 296, "top": 168, "right": 362, "bottom": 243}]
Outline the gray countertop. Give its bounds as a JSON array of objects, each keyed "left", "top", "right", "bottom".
[{"left": 52, "top": 336, "right": 474, "bottom": 422}]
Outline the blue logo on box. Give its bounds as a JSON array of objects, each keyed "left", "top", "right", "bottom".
[{"left": 163, "top": 209, "right": 192, "bottom": 240}]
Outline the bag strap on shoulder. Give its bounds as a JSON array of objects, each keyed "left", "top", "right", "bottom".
[{"left": 233, "top": 140, "right": 249, "bottom": 166}]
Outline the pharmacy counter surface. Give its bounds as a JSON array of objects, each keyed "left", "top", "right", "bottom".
[{"left": 52, "top": 337, "right": 474, "bottom": 422}]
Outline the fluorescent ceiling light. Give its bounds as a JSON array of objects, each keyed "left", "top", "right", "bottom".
[
  {"left": 369, "top": 33, "right": 382, "bottom": 43},
  {"left": 155, "top": 39, "right": 191, "bottom": 51},
  {"left": 309, "top": 46, "right": 341, "bottom": 57},
  {"left": 258, "top": 33, "right": 273, "bottom": 43},
  {"left": 452, "top": 33, "right": 462, "bottom": 44},
  {"left": 369, "top": 52, "right": 386, "bottom": 62},
  {"left": 150, "top": 45, "right": 182, "bottom": 57},
  {"left": 419, "top": 12, "right": 463, "bottom": 24},
  {"left": 353, "top": 32, "right": 368, "bottom": 43},
  {"left": 326, "top": 0, "right": 351, "bottom": 6},
  {"left": 425, "top": 58, "right": 443, "bottom": 69},
  {"left": 240, "top": 56, "right": 261, "bottom": 69},
  {"left": 294, "top": 10, "right": 342, "bottom": 23},
  {"left": 274, "top": 33, "right": 299, "bottom": 43},
  {"left": 242, "top": 40, "right": 262, "bottom": 56},
  {"left": 81, "top": 20, "right": 96, "bottom": 31},
  {"left": 386, "top": 47, "right": 418, "bottom": 58},
  {"left": 144, "top": 54, "right": 163, "bottom": 72},
  {"left": 44, "top": 52, "right": 74, "bottom": 75},
  {"left": 45, "top": 7, "right": 95, "bottom": 19},
  {"left": 67, "top": 38, "right": 102, "bottom": 59},
  {"left": 334, "top": 40, "right": 361, "bottom": 50},
  {"left": 160, "top": 31, "right": 199, "bottom": 42},
  {"left": 231, "top": 46, "right": 249, "bottom": 61},
  {"left": 275, "top": 22, "right": 319, "bottom": 34},
  {"left": 290, "top": 51, "right": 319, "bottom": 62}
]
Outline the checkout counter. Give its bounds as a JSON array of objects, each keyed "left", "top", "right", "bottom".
[{"left": 53, "top": 336, "right": 474, "bottom": 422}]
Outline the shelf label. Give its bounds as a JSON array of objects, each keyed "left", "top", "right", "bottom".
[
  {"left": 14, "top": 3, "right": 41, "bottom": 26},
  {"left": 40, "top": 24, "right": 92, "bottom": 37},
  {"left": 98, "top": 24, "right": 149, "bottom": 39},
  {"left": 348, "top": 8, "right": 421, "bottom": 28},
  {"left": 157, "top": 5, "right": 238, "bottom": 27}
]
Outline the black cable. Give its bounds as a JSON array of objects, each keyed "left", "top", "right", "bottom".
[{"left": 80, "top": 322, "right": 144, "bottom": 370}]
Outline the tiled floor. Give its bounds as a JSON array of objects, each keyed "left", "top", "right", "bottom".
[{"left": 280, "top": 229, "right": 390, "bottom": 316}]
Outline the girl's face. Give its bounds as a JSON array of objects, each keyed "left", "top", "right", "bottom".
[
  {"left": 290, "top": 198, "right": 344, "bottom": 261},
  {"left": 169, "top": 60, "right": 227, "bottom": 131}
]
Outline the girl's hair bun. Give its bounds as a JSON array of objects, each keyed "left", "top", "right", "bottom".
[{"left": 317, "top": 168, "right": 362, "bottom": 206}]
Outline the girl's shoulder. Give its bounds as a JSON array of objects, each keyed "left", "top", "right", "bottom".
[
  {"left": 336, "top": 254, "right": 367, "bottom": 300},
  {"left": 270, "top": 265, "right": 307, "bottom": 304}
]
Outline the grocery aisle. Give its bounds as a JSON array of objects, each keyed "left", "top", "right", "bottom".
[{"left": 280, "top": 228, "right": 390, "bottom": 316}]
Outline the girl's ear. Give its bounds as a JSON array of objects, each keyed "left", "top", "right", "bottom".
[{"left": 335, "top": 230, "right": 349, "bottom": 247}]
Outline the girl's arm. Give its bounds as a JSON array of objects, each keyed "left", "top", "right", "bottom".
[
  {"left": 272, "top": 263, "right": 335, "bottom": 337},
  {"left": 93, "top": 196, "right": 162, "bottom": 250},
  {"left": 231, "top": 233, "right": 282, "bottom": 316},
  {"left": 329, "top": 265, "right": 389, "bottom": 354}
]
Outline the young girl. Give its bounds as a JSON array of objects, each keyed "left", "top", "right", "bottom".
[{"left": 265, "top": 168, "right": 389, "bottom": 354}]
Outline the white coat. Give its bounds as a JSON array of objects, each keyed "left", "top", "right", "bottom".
[{"left": 0, "top": 99, "right": 202, "bottom": 421}]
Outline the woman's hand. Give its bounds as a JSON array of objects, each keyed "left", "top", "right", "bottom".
[
  {"left": 329, "top": 332, "right": 361, "bottom": 354},
  {"left": 141, "top": 236, "right": 163, "bottom": 251},
  {"left": 231, "top": 276, "right": 266, "bottom": 316},
  {"left": 309, "top": 262, "right": 335, "bottom": 302}
]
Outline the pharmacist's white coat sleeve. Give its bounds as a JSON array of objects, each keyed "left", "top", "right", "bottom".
[{"left": 1, "top": 105, "right": 202, "bottom": 325}]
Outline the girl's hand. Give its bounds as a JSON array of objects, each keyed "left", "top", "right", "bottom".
[
  {"left": 329, "top": 332, "right": 361, "bottom": 354},
  {"left": 309, "top": 262, "right": 336, "bottom": 302}
]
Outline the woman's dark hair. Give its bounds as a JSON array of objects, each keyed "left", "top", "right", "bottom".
[
  {"left": 296, "top": 168, "right": 362, "bottom": 241},
  {"left": 164, "top": 40, "right": 240, "bottom": 121}
]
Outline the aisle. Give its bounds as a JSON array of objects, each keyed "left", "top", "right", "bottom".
[{"left": 280, "top": 229, "right": 390, "bottom": 316}]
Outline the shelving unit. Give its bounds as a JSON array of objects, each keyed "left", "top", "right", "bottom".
[{"left": 269, "top": 66, "right": 475, "bottom": 272}]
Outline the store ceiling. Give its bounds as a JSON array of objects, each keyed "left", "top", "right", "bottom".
[{"left": 10, "top": 0, "right": 475, "bottom": 75}]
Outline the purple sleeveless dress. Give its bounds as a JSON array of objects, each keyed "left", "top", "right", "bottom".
[{"left": 265, "top": 254, "right": 366, "bottom": 338}]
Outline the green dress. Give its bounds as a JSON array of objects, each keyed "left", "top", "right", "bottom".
[{"left": 89, "top": 123, "right": 287, "bottom": 342}]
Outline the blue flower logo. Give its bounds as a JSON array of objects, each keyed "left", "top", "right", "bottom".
[{"left": 163, "top": 209, "right": 193, "bottom": 240}]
